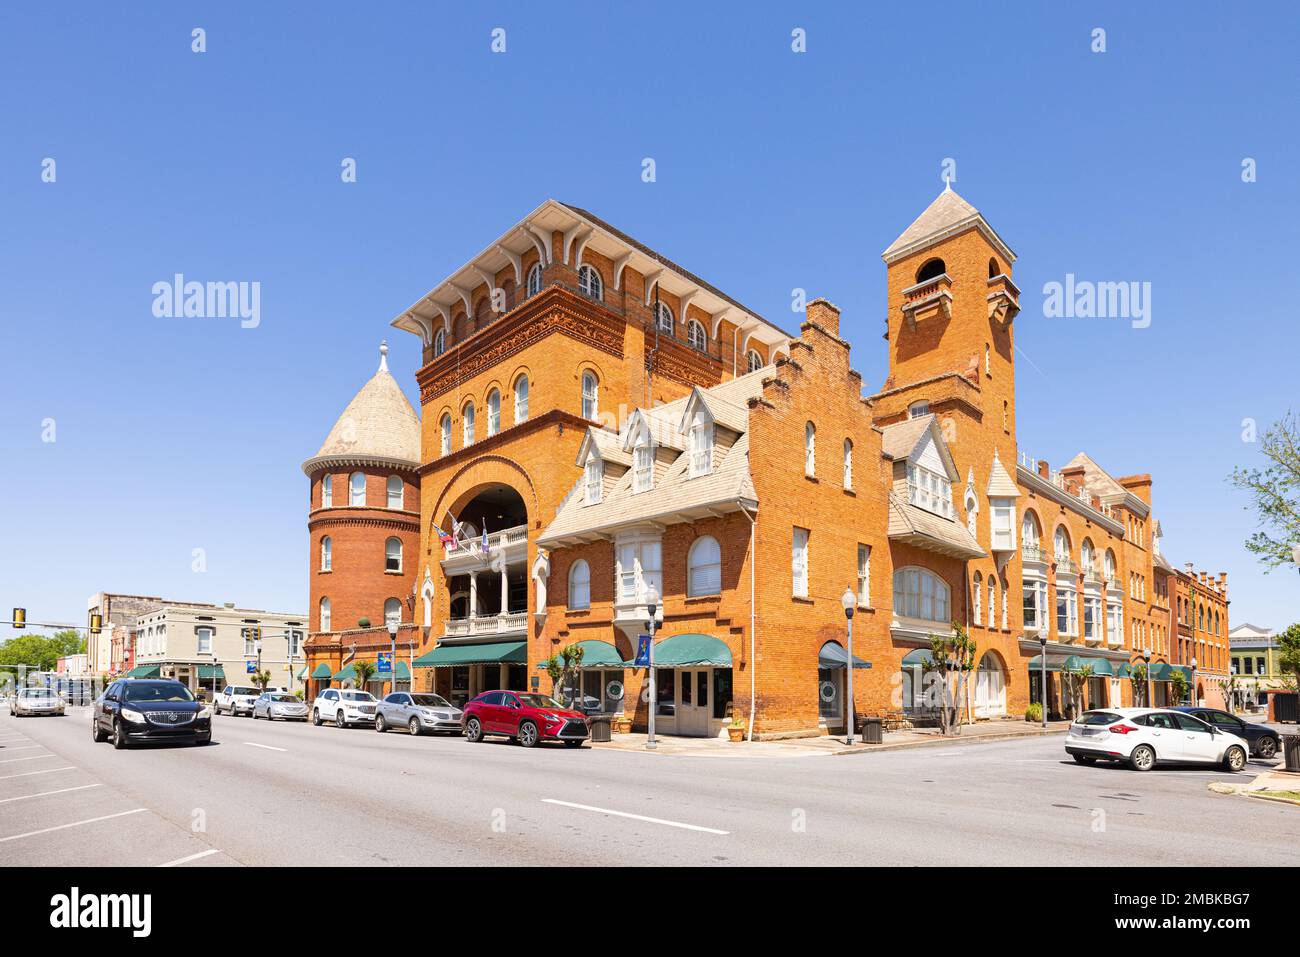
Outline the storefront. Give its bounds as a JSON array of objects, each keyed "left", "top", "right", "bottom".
[
  {"left": 414, "top": 639, "right": 528, "bottom": 709},
  {"left": 626, "top": 634, "right": 734, "bottom": 738},
  {"left": 544, "top": 639, "right": 627, "bottom": 714},
  {"left": 817, "top": 640, "right": 871, "bottom": 732}
]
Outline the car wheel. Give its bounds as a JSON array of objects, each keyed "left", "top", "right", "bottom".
[
  {"left": 1073, "top": 754, "right": 1095, "bottom": 764},
  {"left": 91, "top": 717, "right": 107, "bottom": 743},
  {"left": 375, "top": 714, "right": 387, "bottom": 733},
  {"left": 1224, "top": 745, "right": 1247, "bottom": 773},
  {"left": 408, "top": 717, "right": 421, "bottom": 736},
  {"left": 111, "top": 720, "right": 129, "bottom": 750},
  {"left": 464, "top": 717, "right": 483, "bottom": 742},
  {"left": 518, "top": 721, "right": 539, "bottom": 748},
  {"left": 1129, "top": 744, "right": 1156, "bottom": 772},
  {"left": 336, "top": 710, "right": 347, "bottom": 728},
  {"left": 1257, "top": 737, "right": 1278, "bottom": 759},
  {"left": 312, "top": 709, "right": 322, "bottom": 726}
]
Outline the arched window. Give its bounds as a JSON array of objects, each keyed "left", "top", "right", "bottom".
[
  {"left": 975, "top": 652, "right": 1007, "bottom": 717},
  {"left": 1081, "top": 538, "right": 1095, "bottom": 574},
  {"left": 433, "top": 327, "right": 446, "bottom": 357},
  {"left": 973, "top": 572, "right": 983, "bottom": 625},
  {"left": 514, "top": 374, "right": 529, "bottom": 424},
  {"left": 474, "top": 296, "right": 492, "bottom": 328},
  {"left": 843, "top": 438, "right": 853, "bottom": 489},
  {"left": 988, "top": 572, "right": 996, "bottom": 627},
  {"left": 1104, "top": 549, "right": 1116, "bottom": 580},
  {"left": 687, "top": 536, "right": 722, "bottom": 597},
  {"left": 385, "top": 537, "right": 402, "bottom": 573},
  {"left": 655, "top": 301, "right": 674, "bottom": 334},
  {"left": 568, "top": 560, "right": 590, "bottom": 610},
  {"left": 526, "top": 262, "right": 543, "bottom": 298},
  {"left": 349, "top": 471, "right": 366, "bottom": 507},
  {"left": 463, "top": 401, "right": 475, "bottom": 446},
  {"left": 581, "top": 371, "right": 599, "bottom": 420},
  {"left": 1053, "top": 526, "right": 1071, "bottom": 563},
  {"left": 386, "top": 475, "right": 403, "bottom": 509},
  {"left": 1021, "top": 511, "right": 1040, "bottom": 549},
  {"left": 805, "top": 422, "right": 816, "bottom": 477},
  {"left": 320, "top": 475, "right": 332, "bottom": 508},
  {"left": 384, "top": 598, "right": 401, "bottom": 628},
  {"left": 486, "top": 388, "right": 501, "bottom": 436},
  {"left": 746, "top": 349, "right": 763, "bottom": 373},
  {"left": 578, "top": 264, "right": 603, "bottom": 301},
  {"left": 988, "top": 258, "right": 1000, "bottom": 279},
  {"left": 916, "top": 258, "right": 946, "bottom": 283},
  {"left": 320, "top": 536, "right": 332, "bottom": 572},
  {"left": 687, "top": 319, "right": 707, "bottom": 351},
  {"left": 893, "top": 566, "right": 951, "bottom": 624},
  {"left": 319, "top": 597, "right": 331, "bottom": 632},
  {"left": 440, "top": 413, "right": 452, "bottom": 456}
]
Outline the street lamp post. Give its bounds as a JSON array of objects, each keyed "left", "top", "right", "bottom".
[
  {"left": 1039, "top": 635, "right": 1047, "bottom": 728},
  {"left": 645, "top": 584, "right": 660, "bottom": 751},
  {"left": 1190, "top": 656, "right": 1198, "bottom": 706},
  {"left": 387, "top": 619, "right": 399, "bottom": 697},
  {"left": 841, "top": 588, "right": 857, "bottom": 746},
  {"left": 1143, "top": 647, "right": 1152, "bottom": 708}
]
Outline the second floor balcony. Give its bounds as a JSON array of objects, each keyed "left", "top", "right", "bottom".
[
  {"left": 444, "top": 612, "right": 529, "bottom": 641},
  {"left": 900, "top": 274, "right": 953, "bottom": 328}
]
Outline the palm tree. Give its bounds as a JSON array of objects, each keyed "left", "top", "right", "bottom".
[{"left": 352, "top": 659, "right": 377, "bottom": 690}]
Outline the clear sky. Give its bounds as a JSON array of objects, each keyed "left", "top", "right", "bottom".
[{"left": 2, "top": 2, "right": 1297, "bottom": 640}]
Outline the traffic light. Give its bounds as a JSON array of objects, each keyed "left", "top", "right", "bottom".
[
  {"left": 89, "top": 612, "right": 103, "bottom": 635},
  {"left": 11, "top": 608, "right": 25, "bottom": 629}
]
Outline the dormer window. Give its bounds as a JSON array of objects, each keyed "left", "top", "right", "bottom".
[
  {"left": 689, "top": 421, "right": 713, "bottom": 477},
  {"left": 908, "top": 401, "right": 930, "bottom": 419},
  {"left": 634, "top": 439, "right": 654, "bottom": 493},
  {"left": 906, "top": 464, "right": 954, "bottom": 519},
  {"left": 584, "top": 456, "right": 603, "bottom": 505}
]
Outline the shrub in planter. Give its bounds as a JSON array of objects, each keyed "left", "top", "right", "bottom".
[{"left": 1024, "top": 702, "right": 1043, "bottom": 722}]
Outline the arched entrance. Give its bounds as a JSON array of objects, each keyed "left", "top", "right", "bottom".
[{"left": 974, "top": 651, "right": 1007, "bottom": 718}]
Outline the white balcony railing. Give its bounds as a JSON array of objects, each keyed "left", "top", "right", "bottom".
[
  {"left": 442, "top": 524, "right": 528, "bottom": 560},
  {"left": 444, "top": 611, "right": 528, "bottom": 639}
]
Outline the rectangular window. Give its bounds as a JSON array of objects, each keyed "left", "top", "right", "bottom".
[
  {"left": 320, "top": 476, "right": 332, "bottom": 508},
  {"left": 196, "top": 627, "right": 213, "bottom": 655},
  {"left": 1083, "top": 595, "right": 1101, "bottom": 640},
  {"left": 584, "top": 459, "right": 603, "bottom": 505},
  {"left": 617, "top": 539, "right": 661, "bottom": 602},
  {"left": 907, "top": 465, "right": 954, "bottom": 519},
  {"left": 1056, "top": 588, "right": 1077, "bottom": 637},
  {"left": 856, "top": 544, "right": 870, "bottom": 605},
  {"left": 690, "top": 424, "right": 712, "bottom": 477},
  {"left": 991, "top": 503, "right": 1014, "bottom": 550},
  {"left": 1022, "top": 579, "right": 1046, "bottom": 631},
  {"left": 634, "top": 444, "right": 653, "bottom": 493},
  {"left": 792, "top": 528, "right": 809, "bottom": 598},
  {"left": 241, "top": 628, "right": 258, "bottom": 657}
]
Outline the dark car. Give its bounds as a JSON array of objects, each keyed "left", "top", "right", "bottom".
[
  {"left": 1172, "top": 706, "right": 1281, "bottom": 759},
  {"left": 461, "top": 691, "right": 589, "bottom": 748},
  {"left": 92, "top": 679, "right": 212, "bottom": 749}
]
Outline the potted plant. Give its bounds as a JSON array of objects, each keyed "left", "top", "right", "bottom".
[
  {"left": 1025, "top": 702, "right": 1042, "bottom": 723},
  {"left": 613, "top": 713, "right": 632, "bottom": 734},
  {"left": 727, "top": 715, "right": 746, "bottom": 742}
]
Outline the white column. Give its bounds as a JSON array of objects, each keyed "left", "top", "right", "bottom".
[
  {"left": 500, "top": 569, "right": 509, "bottom": 616},
  {"left": 469, "top": 572, "right": 478, "bottom": 619}
]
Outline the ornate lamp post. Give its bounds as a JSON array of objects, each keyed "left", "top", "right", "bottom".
[
  {"left": 644, "top": 584, "right": 660, "bottom": 751},
  {"left": 841, "top": 587, "right": 857, "bottom": 746},
  {"left": 1143, "top": 646, "right": 1152, "bottom": 707}
]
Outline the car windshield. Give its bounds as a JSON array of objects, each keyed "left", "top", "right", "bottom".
[
  {"left": 411, "top": 694, "right": 451, "bottom": 708},
  {"left": 270, "top": 694, "right": 298, "bottom": 702},
  {"left": 341, "top": 691, "right": 375, "bottom": 702},
  {"left": 22, "top": 688, "right": 56, "bottom": 698},
  {"left": 1075, "top": 711, "right": 1122, "bottom": 726},
  {"left": 516, "top": 694, "right": 564, "bottom": 709},
  {"left": 123, "top": 682, "right": 194, "bottom": 703},
  {"left": 231, "top": 687, "right": 258, "bottom": 696}
]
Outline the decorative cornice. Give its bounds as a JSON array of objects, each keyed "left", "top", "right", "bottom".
[
  {"left": 302, "top": 453, "right": 420, "bottom": 477},
  {"left": 307, "top": 510, "right": 420, "bottom": 533}
]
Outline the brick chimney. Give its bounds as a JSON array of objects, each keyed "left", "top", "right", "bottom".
[
  {"left": 805, "top": 298, "right": 841, "bottom": 337},
  {"left": 1037, "top": 459, "right": 1050, "bottom": 479}
]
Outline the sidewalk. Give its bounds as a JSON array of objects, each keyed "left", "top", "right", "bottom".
[
  {"left": 1209, "top": 766, "right": 1300, "bottom": 806},
  {"left": 591, "top": 718, "right": 1070, "bottom": 758}
]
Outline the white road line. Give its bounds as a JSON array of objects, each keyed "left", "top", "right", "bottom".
[
  {"left": 244, "top": 742, "right": 287, "bottom": 752},
  {"left": 0, "top": 784, "right": 102, "bottom": 804},
  {"left": 0, "top": 754, "right": 57, "bottom": 764},
  {"left": 0, "top": 745, "right": 46, "bottom": 752},
  {"left": 0, "top": 767, "right": 75, "bottom": 780},
  {"left": 542, "top": 798, "right": 729, "bottom": 834},
  {"left": 157, "top": 848, "right": 221, "bottom": 868},
  {"left": 0, "top": 808, "right": 147, "bottom": 843}
]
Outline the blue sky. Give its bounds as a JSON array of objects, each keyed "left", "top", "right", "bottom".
[{"left": 2, "top": 2, "right": 1297, "bottom": 639}]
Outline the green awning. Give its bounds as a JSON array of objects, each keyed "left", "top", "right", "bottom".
[
  {"left": 1148, "top": 662, "right": 1173, "bottom": 681},
  {"left": 1026, "top": 656, "right": 1060, "bottom": 673},
  {"left": 311, "top": 663, "right": 333, "bottom": 679},
  {"left": 1117, "top": 662, "right": 1135, "bottom": 678},
  {"left": 377, "top": 660, "right": 411, "bottom": 680},
  {"left": 818, "top": 641, "right": 872, "bottom": 670},
  {"left": 625, "top": 633, "right": 732, "bottom": 668},
  {"left": 331, "top": 661, "right": 407, "bottom": 682},
  {"left": 414, "top": 640, "right": 527, "bottom": 668},
  {"left": 1062, "top": 656, "right": 1115, "bottom": 677},
  {"left": 901, "top": 648, "right": 934, "bottom": 667},
  {"left": 1170, "top": 665, "right": 1194, "bottom": 682},
  {"left": 197, "top": 664, "right": 225, "bottom": 679},
  {"left": 534, "top": 640, "right": 624, "bottom": 669},
  {"left": 125, "top": 664, "right": 160, "bottom": 679}
]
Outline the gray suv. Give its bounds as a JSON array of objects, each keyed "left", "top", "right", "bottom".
[{"left": 375, "top": 692, "right": 463, "bottom": 736}]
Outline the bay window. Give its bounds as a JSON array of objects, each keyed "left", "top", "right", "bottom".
[
  {"left": 907, "top": 464, "right": 954, "bottom": 519},
  {"left": 616, "top": 537, "right": 662, "bottom": 604},
  {"left": 892, "top": 567, "right": 951, "bottom": 624},
  {"left": 990, "top": 499, "right": 1015, "bottom": 550},
  {"left": 1023, "top": 577, "right": 1047, "bottom": 632}
]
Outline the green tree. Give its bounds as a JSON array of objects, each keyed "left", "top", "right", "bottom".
[
  {"left": 1230, "top": 412, "right": 1300, "bottom": 568},
  {"left": 1128, "top": 663, "right": 1149, "bottom": 707},
  {"left": 251, "top": 669, "right": 272, "bottom": 693},
  {"left": 0, "top": 634, "right": 62, "bottom": 671},
  {"left": 1060, "top": 663, "right": 1094, "bottom": 719},
  {"left": 352, "top": 660, "right": 377, "bottom": 689},
  {"left": 1168, "top": 668, "right": 1190, "bottom": 705},
  {"left": 1277, "top": 623, "right": 1300, "bottom": 692},
  {"left": 921, "top": 623, "right": 977, "bottom": 736},
  {"left": 545, "top": 643, "right": 586, "bottom": 706}
]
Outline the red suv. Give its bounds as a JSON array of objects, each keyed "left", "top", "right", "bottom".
[{"left": 462, "top": 691, "right": 589, "bottom": 748}]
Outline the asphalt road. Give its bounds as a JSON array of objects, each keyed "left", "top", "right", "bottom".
[{"left": 2, "top": 705, "right": 1297, "bottom": 866}]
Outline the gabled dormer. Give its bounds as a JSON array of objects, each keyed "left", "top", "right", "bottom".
[
  {"left": 679, "top": 388, "right": 716, "bottom": 478},
  {"left": 576, "top": 427, "right": 630, "bottom": 507},
  {"left": 881, "top": 414, "right": 984, "bottom": 559}
]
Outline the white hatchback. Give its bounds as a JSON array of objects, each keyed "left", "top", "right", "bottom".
[{"left": 1065, "top": 707, "right": 1249, "bottom": 772}]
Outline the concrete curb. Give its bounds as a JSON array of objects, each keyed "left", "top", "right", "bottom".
[{"left": 829, "top": 727, "right": 1067, "bottom": 756}]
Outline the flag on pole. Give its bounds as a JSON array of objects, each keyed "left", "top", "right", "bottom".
[{"left": 438, "top": 513, "right": 463, "bottom": 553}]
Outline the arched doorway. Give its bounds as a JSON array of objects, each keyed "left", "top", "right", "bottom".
[{"left": 974, "top": 651, "right": 1007, "bottom": 718}]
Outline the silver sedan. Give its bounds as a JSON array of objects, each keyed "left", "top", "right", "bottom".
[
  {"left": 253, "top": 692, "right": 309, "bottom": 721},
  {"left": 375, "top": 692, "right": 463, "bottom": 735},
  {"left": 10, "top": 687, "right": 66, "bottom": 717}
]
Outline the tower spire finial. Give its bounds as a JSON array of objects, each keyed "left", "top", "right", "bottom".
[{"left": 378, "top": 339, "right": 389, "bottom": 372}]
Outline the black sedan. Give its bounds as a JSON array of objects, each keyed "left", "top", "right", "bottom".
[
  {"left": 92, "top": 679, "right": 212, "bottom": 749},
  {"left": 1172, "top": 706, "right": 1281, "bottom": 759}
]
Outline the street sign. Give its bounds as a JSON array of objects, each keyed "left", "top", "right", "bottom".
[
  {"left": 634, "top": 635, "right": 651, "bottom": 667},
  {"left": 245, "top": 660, "right": 257, "bottom": 674},
  {"left": 376, "top": 653, "right": 392, "bottom": 674}
]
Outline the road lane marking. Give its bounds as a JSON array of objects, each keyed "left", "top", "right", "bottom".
[
  {"left": 0, "top": 745, "right": 46, "bottom": 752},
  {"left": 244, "top": 742, "right": 287, "bottom": 752},
  {"left": 0, "top": 754, "right": 58, "bottom": 764},
  {"left": 0, "top": 808, "right": 147, "bottom": 843},
  {"left": 0, "top": 784, "right": 101, "bottom": 804},
  {"left": 542, "top": 799, "right": 729, "bottom": 834},
  {"left": 0, "top": 767, "right": 76, "bottom": 780},
  {"left": 157, "top": 848, "right": 221, "bottom": 867}
]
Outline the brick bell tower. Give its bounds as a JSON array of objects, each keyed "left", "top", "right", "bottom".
[{"left": 301, "top": 341, "right": 422, "bottom": 692}]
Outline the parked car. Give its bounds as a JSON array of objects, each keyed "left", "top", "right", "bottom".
[
  {"left": 375, "top": 692, "right": 463, "bottom": 735},
  {"left": 1172, "top": 706, "right": 1282, "bottom": 759},
  {"left": 214, "top": 685, "right": 261, "bottom": 716},
  {"left": 1065, "top": 707, "right": 1248, "bottom": 772},
  {"left": 10, "top": 687, "right": 66, "bottom": 717},
  {"left": 91, "top": 679, "right": 212, "bottom": 749},
  {"left": 461, "top": 691, "right": 589, "bottom": 748},
  {"left": 311, "top": 688, "right": 378, "bottom": 728},
  {"left": 253, "top": 692, "right": 308, "bottom": 721}
]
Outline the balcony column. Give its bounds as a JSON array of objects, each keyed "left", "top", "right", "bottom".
[
  {"left": 469, "top": 571, "right": 478, "bottom": 619},
  {"left": 501, "top": 568, "right": 509, "bottom": 616}
]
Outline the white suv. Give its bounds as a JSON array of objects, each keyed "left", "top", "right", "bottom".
[
  {"left": 311, "top": 688, "right": 378, "bottom": 728},
  {"left": 1065, "top": 707, "right": 1249, "bottom": 772}
]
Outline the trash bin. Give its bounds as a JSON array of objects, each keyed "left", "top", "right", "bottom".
[
  {"left": 859, "top": 716, "right": 883, "bottom": 745},
  {"left": 588, "top": 714, "right": 612, "bottom": 744},
  {"left": 1283, "top": 734, "right": 1300, "bottom": 773}
]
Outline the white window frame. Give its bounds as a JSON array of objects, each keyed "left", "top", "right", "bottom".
[
  {"left": 908, "top": 401, "right": 930, "bottom": 419},
  {"left": 320, "top": 475, "right": 332, "bottom": 508},
  {"left": 526, "top": 262, "right": 543, "bottom": 298},
  {"left": 514, "top": 375, "right": 529, "bottom": 424},
  {"left": 568, "top": 560, "right": 591, "bottom": 610},
  {"left": 857, "top": 544, "right": 871, "bottom": 605},
  {"left": 1022, "top": 577, "right": 1047, "bottom": 632},
  {"left": 687, "top": 536, "right": 722, "bottom": 597},
  {"left": 843, "top": 439, "right": 853, "bottom": 490},
  {"left": 578, "top": 264, "right": 603, "bottom": 301},
  {"left": 973, "top": 572, "right": 984, "bottom": 626},
  {"left": 687, "top": 319, "right": 707, "bottom": 351},
  {"left": 386, "top": 475, "right": 403, "bottom": 510},
  {"left": 321, "top": 536, "right": 332, "bottom": 572},
  {"left": 746, "top": 349, "right": 762, "bottom": 373},
  {"left": 196, "top": 626, "right": 213, "bottom": 655},
  {"left": 792, "top": 527, "right": 810, "bottom": 598},
  {"left": 581, "top": 372, "right": 599, "bottom": 420},
  {"left": 385, "top": 537, "right": 402, "bottom": 573},
  {"left": 463, "top": 402, "right": 475, "bottom": 446},
  {"left": 892, "top": 566, "right": 951, "bottom": 625},
  {"left": 584, "top": 456, "right": 603, "bottom": 506},
  {"left": 320, "top": 598, "right": 331, "bottom": 632},
  {"left": 633, "top": 440, "right": 654, "bottom": 493},
  {"left": 440, "top": 414, "right": 452, "bottom": 456},
  {"left": 487, "top": 389, "right": 501, "bottom": 437},
  {"left": 990, "top": 499, "right": 1015, "bottom": 550},
  {"left": 690, "top": 422, "right": 713, "bottom": 478},
  {"left": 655, "top": 301, "right": 674, "bottom": 334},
  {"left": 1056, "top": 584, "right": 1078, "bottom": 637},
  {"left": 907, "top": 464, "right": 954, "bottom": 520},
  {"left": 804, "top": 422, "right": 816, "bottom": 477},
  {"left": 615, "top": 534, "right": 662, "bottom": 604},
  {"left": 348, "top": 471, "right": 366, "bottom": 507},
  {"left": 433, "top": 327, "right": 446, "bottom": 357}
]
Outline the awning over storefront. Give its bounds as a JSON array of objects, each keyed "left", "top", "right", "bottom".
[
  {"left": 125, "top": 664, "right": 161, "bottom": 679},
  {"left": 413, "top": 640, "right": 527, "bottom": 668},
  {"left": 1062, "top": 656, "right": 1115, "bottom": 676},
  {"left": 625, "top": 633, "right": 732, "bottom": 668},
  {"left": 534, "top": 639, "right": 624, "bottom": 669},
  {"left": 1169, "top": 665, "right": 1194, "bottom": 682},
  {"left": 310, "top": 663, "right": 334, "bottom": 679},
  {"left": 197, "top": 664, "right": 225, "bottom": 679},
  {"left": 818, "top": 641, "right": 872, "bottom": 670},
  {"left": 1025, "top": 656, "right": 1060, "bottom": 673},
  {"left": 1148, "top": 663, "right": 1173, "bottom": 681},
  {"left": 901, "top": 648, "right": 934, "bottom": 667}
]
